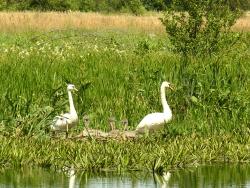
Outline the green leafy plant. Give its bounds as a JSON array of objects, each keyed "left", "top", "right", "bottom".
[{"left": 161, "top": 0, "right": 242, "bottom": 57}]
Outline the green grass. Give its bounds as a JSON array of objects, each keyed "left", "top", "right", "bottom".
[
  {"left": 0, "top": 29, "right": 249, "bottom": 171},
  {"left": 0, "top": 134, "right": 249, "bottom": 172}
]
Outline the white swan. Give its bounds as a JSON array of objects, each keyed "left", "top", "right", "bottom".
[
  {"left": 51, "top": 84, "right": 78, "bottom": 137},
  {"left": 136, "top": 81, "right": 173, "bottom": 134}
]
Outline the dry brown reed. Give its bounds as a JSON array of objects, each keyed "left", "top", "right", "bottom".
[
  {"left": 232, "top": 11, "right": 250, "bottom": 31},
  {"left": 0, "top": 11, "right": 249, "bottom": 33},
  {"left": 0, "top": 11, "right": 164, "bottom": 33}
]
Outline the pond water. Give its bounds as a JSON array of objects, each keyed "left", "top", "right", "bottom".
[{"left": 0, "top": 164, "right": 250, "bottom": 188}]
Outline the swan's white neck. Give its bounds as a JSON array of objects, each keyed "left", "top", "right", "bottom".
[
  {"left": 68, "top": 90, "right": 77, "bottom": 116},
  {"left": 161, "top": 84, "right": 172, "bottom": 116}
]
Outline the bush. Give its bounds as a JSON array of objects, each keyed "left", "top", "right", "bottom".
[
  {"left": 142, "top": 0, "right": 168, "bottom": 11},
  {"left": 229, "top": 0, "right": 250, "bottom": 10},
  {"left": 2, "top": 0, "right": 249, "bottom": 13},
  {"left": 161, "top": 0, "right": 242, "bottom": 57},
  {"left": 29, "top": 0, "right": 81, "bottom": 11},
  {"left": 2, "top": 0, "right": 146, "bottom": 13},
  {"left": 123, "top": 0, "right": 145, "bottom": 15}
]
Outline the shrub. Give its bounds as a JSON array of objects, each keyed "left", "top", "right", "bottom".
[
  {"left": 122, "top": 0, "right": 145, "bottom": 15},
  {"left": 142, "top": 0, "right": 168, "bottom": 11},
  {"left": 161, "top": 0, "right": 242, "bottom": 57}
]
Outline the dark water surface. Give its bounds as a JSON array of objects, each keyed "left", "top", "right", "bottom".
[{"left": 0, "top": 164, "right": 250, "bottom": 187}]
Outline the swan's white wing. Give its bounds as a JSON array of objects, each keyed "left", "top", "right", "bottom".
[
  {"left": 51, "top": 113, "right": 71, "bottom": 131},
  {"left": 51, "top": 112, "right": 78, "bottom": 131},
  {"left": 136, "top": 113, "right": 166, "bottom": 133}
]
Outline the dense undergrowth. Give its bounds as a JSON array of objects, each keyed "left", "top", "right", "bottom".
[{"left": 0, "top": 30, "right": 249, "bottom": 171}]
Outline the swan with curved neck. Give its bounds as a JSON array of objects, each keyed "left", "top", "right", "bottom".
[
  {"left": 51, "top": 84, "right": 78, "bottom": 137},
  {"left": 136, "top": 81, "right": 173, "bottom": 134}
]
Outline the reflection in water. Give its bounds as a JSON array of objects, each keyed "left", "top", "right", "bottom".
[
  {"left": 154, "top": 172, "right": 171, "bottom": 188},
  {"left": 0, "top": 164, "right": 250, "bottom": 187},
  {"left": 69, "top": 168, "right": 76, "bottom": 188}
]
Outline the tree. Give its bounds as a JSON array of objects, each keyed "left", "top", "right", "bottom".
[{"left": 161, "top": 0, "right": 242, "bottom": 57}]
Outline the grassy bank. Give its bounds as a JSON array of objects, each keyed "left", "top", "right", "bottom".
[
  {"left": 0, "top": 19, "right": 249, "bottom": 171},
  {"left": 0, "top": 134, "right": 249, "bottom": 172}
]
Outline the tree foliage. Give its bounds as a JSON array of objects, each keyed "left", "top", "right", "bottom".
[
  {"left": 1, "top": 0, "right": 249, "bottom": 13},
  {"left": 161, "top": 0, "right": 242, "bottom": 57}
]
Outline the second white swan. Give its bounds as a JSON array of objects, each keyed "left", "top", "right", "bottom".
[
  {"left": 136, "top": 81, "right": 173, "bottom": 134},
  {"left": 51, "top": 84, "right": 78, "bottom": 137}
]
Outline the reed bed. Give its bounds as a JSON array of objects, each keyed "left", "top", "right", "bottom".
[
  {"left": 0, "top": 11, "right": 249, "bottom": 33},
  {"left": 0, "top": 11, "right": 164, "bottom": 33}
]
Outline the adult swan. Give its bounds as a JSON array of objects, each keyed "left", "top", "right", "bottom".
[
  {"left": 51, "top": 84, "right": 78, "bottom": 137},
  {"left": 136, "top": 81, "right": 173, "bottom": 134}
]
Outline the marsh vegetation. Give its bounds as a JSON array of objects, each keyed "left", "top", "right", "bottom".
[{"left": 0, "top": 6, "right": 249, "bottom": 172}]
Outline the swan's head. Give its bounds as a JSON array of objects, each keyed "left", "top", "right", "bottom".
[
  {"left": 108, "top": 117, "right": 116, "bottom": 123},
  {"left": 67, "top": 84, "right": 78, "bottom": 91},
  {"left": 121, "top": 119, "right": 128, "bottom": 126},
  {"left": 162, "top": 81, "right": 174, "bottom": 90},
  {"left": 83, "top": 115, "right": 90, "bottom": 124}
]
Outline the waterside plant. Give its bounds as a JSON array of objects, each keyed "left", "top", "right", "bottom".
[{"left": 0, "top": 133, "right": 249, "bottom": 172}]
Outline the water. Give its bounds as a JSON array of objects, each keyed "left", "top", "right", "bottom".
[{"left": 0, "top": 164, "right": 250, "bottom": 188}]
